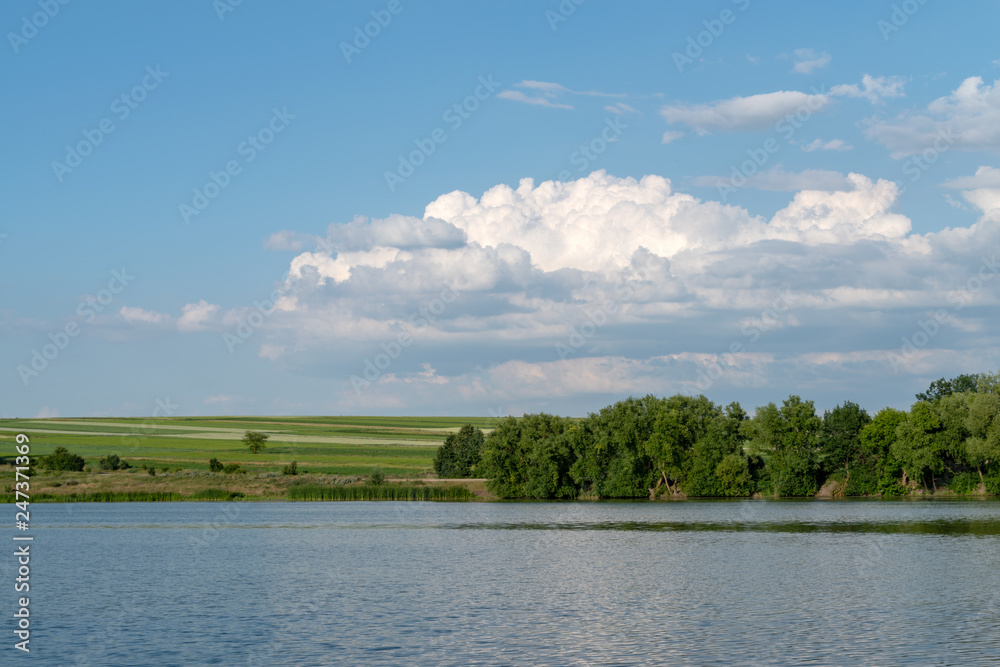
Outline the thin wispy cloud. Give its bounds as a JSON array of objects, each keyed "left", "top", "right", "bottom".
[
  {"left": 801, "top": 138, "right": 853, "bottom": 152},
  {"left": 499, "top": 80, "right": 626, "bottom": 110},
  {"left": 792, "top": 49, "right": 832, "bottom": 74}
]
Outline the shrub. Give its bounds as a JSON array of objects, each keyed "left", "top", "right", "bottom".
[
  {"left": 949, "top": 471, "right": 982, "bottom": 495},
  {"left": 147, "top": 466, "right": 156, "bottom": 476},
  {"left": 65, "top": 480, "right": 79, "bottom": 486},
  {"left": 433, "top": 424, "right": 485, "bottom": 478},
  {"left": 367, "top": 468, "right": 386, "bottom": 485},
  {"left": 209, "top": 458, "right": 224, "bottom": 473},
  {"left": 282, "top": 461, "right": 298, "bottom": 476},
  {"left": 40, "top": 447, "right": 85, "bottom": 472},
  {"left": 223, "top": 463, "right": 244, "bottom": 475},
  {"left": 99, "top": 454, "right": 130, "bottom": 471}
]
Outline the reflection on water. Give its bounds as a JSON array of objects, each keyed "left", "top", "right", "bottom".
[
  {"left": 12, "top": 500, "right": 1000, "bottom": 666},
  {"left": 446, "top": 518, "right": 1000, "bottom": 535}
]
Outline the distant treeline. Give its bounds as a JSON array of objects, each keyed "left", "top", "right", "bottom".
[{"left": 435, "top": 372, "right": 1000, "bottom": 499}]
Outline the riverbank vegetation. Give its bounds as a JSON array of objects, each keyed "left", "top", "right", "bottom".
[
  {"left": 473, "top": 371, "right": 1000, "bottom": 499},
  {"left": 2, "top": 380, "right": 998, "bottom": 501}
]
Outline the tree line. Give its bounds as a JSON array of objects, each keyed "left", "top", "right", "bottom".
[{"left": 434, "top": 371, "right": 1000, "bottom": 499}]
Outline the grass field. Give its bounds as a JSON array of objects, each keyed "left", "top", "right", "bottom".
[
  {"left": 0, "top": 415, "right": 497, "bottom": 475},
  {"left": 0, "top": 416, "right": 497, "bottom": 500}
]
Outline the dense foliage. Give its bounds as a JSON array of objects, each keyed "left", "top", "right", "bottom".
[
  {"left": 470, "top": 371, "right": 1000, "bottom": 499},
  {"left": 40, "top": 447, "right": 85, "bottom": 472},
  {"left": 432, "top": 424, "right": 485, "bottom": 478}
]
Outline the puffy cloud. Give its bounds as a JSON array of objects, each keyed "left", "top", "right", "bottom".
[
  {"left": 197, "top": 171, "right": 1000, "bottom": 413},
  {"left": 943, "top": 166, "right": 1000, "bottom": 221},
  {"left": 177, "top": 300, "right": 220, "bottom": 332},
  {"left": 943, "top": 165, "right": 1000, "bottom": 189},
  {"left": 830, "top": 74, "right": 906, "bottom": 105},
  {"left": 865, "top": 76, "right": 1000, "bottom": 156}
]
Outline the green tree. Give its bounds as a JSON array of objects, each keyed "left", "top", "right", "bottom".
[
  {"left": 819, "top": 401, "right": 872, "bottom": 480},
  {"left": 977, "top": 370, "right": 1000, "bottom": 395},
  {"left": 893, "top": 402, "right": 947, "bottom": 491},
  {"left": 242, "top": 431, "right": 269, "bottom": 454},
  {"left": 684, "top": 403, "right": 751, "bottom": 497},
  {"left": 573, "top": 395, "right": 659, "bottom": 498},
  {"left": 644, "top": 394, "right": 719, "bottom": 496},
  {"left": 208, "top": 458, "right": 224, "bottom": 473},
  {"left": 481, "top": 414, "right": 577, "bottom": 498},
  {"left": 714, "top": 453, "right": 754, "bottom": 496},
  {"left": 40, "top": 447, "right": 85, "bottom": 472},
  {"left": 964, "top": 392, "right": 1000, "bottom": 485},
  {"left": 743, "top": 396, "right": 822, "bottom": 497},
  {"left": 916, "top": 373, "right": 981, "bottom": 402},
  {"left": 860, "top": 408, "right": 907, "bottom": 495},
  {"left": 433, "top": 424, "right": 486, "bottom": 478}
]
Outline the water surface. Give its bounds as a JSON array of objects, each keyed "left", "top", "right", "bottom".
[{"left": 8, "top": 500, "right": 1000, "bottom": 665}]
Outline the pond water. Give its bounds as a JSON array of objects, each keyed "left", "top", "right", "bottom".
[{"left": 8, "top": 499, "right": 1000, "bottom": 665}]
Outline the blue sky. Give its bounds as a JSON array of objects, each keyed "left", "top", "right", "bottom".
[{"left": 3, "top": 0, "right": 1000, "bottom": 419}]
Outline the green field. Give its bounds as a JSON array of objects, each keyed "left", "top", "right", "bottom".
[{"left": 0, "top": 415, "right": 498, "bottom": 477}]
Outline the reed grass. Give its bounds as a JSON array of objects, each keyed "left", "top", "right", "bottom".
[
  {"left": 0, "top": 491, "right": 183, "bottom": 503},
  {"left": 287, "top": 483, "right": 472, "bottom": 501}
]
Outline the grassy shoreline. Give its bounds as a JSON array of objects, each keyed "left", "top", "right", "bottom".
[{"left": 0, "top": 468, "right": 488, "bottom": 502}]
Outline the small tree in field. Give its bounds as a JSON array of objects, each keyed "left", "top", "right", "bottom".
[{"left": 243, "top": 431, "right": 269, "bottom": 454}]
